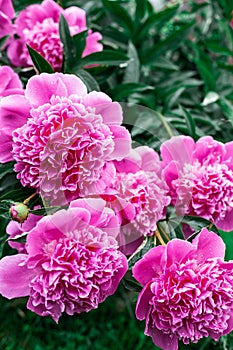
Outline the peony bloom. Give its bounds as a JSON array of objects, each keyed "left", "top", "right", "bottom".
[
  {"left": 0, "top": 198, "right": 128, "bottom": 322},
  {"left": 103, "top": 147, "right": 170, "bottom": 254},
  {"left": 133, "top": 228, "right": 233, "bottom": 350},
  {"left": 6, "top": 0, "right": 103, "bottom": 71},
  {"left": 161, "top": 135, "right": 233, "bottom": 231},
  {"left": 0, "top": 0, "right": 15, "bottom": 46},
  {"left": 0, "top": 72, "right": 131, "bottom": 204}
]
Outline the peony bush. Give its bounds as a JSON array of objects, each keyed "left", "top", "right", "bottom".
[{"left": 0, "top": 0, "right": 233, "bottom": 349}]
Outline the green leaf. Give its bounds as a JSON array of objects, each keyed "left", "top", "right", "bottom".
[
  {"left": 219, "top": 230, "right": 233, "bottom": 261},
  {"left": 0, "top": 35, "right": 9, "bottom": 49},
  {"left": 30, "top": 206, "right": 61, "bottom": 216},
  {"left": 141, "top": 21, "right": 195, "bottom": 63},
  {"left": 59, "top": 14, "right": 73, "bottom": 71},
  {"left": 179, "top": 105, "right": 197, "bottom": 139},
  {"left": 80, "top": 50, "right": 129, "bottom": 67},
  {"left": 72, "top": 30, "right": 88, "bottom": 61},
  {"left": 181, "top": 216, "right": 219, "bottom": 236},
  {"left": 102, "top": 0, "right": 135, "bottom": 35},
  {"left": 0, "top": 188, "right": 34, "bottom": 202},
  {"left": 190, "top": 43, "right": 216, "bottom": 92},
  {"left": 74, "top": 69, "right": 100, "bottom": 92},
  {"left": 137, "top": 4, "right": 179, "bottom": 43},
  {"left": 202, "top": 91, "right": 219, "bottom": 106},
  {"left": 127, "top": 236, "right": 155, "bottom": 269},
  {"left": 112, "top": 83, "right": 153, "bottom": 100},
  {"left": 218, "top": 97, "right": 233, "bottom": 124},
  {"left": 27, "top": 45, "right": 54, "bottom": 73},
  {"left": 135, "top": 0, "right": 148, "bottom": 24},
  {"left": 123, "top": 42, "right": 140, "bottom": 83},
  {"left": 0, "top": 162, "right": 15, "bottom": 181},
  {"left": 122, "top": 270, "right": 142, "bottom": 292}
]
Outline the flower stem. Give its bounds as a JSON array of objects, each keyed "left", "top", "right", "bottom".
[{"left": 23, "top": 192, "right": 37, "bottom": 205}]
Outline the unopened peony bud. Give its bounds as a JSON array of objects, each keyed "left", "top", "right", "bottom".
[{"left": 9, "top": 202, "right": 29, "bottom": 224}]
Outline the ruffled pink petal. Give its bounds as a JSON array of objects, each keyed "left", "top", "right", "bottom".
[
  {"left": 0, "top": 254, "right": 32, "bottom": 298},
  {"left": 0, "top": 12, "right": 15, "bottom": 40},
  {"left": 83, "top": 91, "right": 123, "bottom": 125},
  {"left": 25, "top": 73, "right": 87, "bottom": 106},
  {"left": 64, "top": 6, "right": 86, "bottom": 28},
  {"left": 70, "top": 198, "right": 106, "bottom": 227},
  {"left": 166, "top": 239, "right": 195, "bottom": 267},
  {"left": 162, "top": 160, "right": 179, "bottom": 189},
  {"left": 194, "top": 136, "right": 225, "bottom": 163},
  {"left": 224, "top": 140, "right": 233, "bottom": 170},
  {"left": 0, "top": 126, "right": 15, "bottom": 162},
  {"left": 82, "top": 31, "right": 103, "bottom": 57},
  {"left": 193, "top": 228, "right": 225, "bottom": 261},
  {"left": 135, "top": 283, "right": 152, "bottom": 319},
  {"left": 216, "top": 209, "right": 233, "bottom": 232},
  {"left": 136, "top": 146, "right": 160, "bottom": 172},
  {"left": 15, "top": 4, "right": 49, "bottom": 35},
  {"left": 0, "top": 0, "right": 15, "bottom": 18},
  {"left": 0, "top": 66, "right": 22, "bottom": 93},
  {"left": 108, "top": 125, "right": 131, "bottom": 160},
  {"left": 149, "top": 326, "right": 178, "bottom": 350},
  {"left": 133, "top": 245, "right": 166, "bottom": 285},
  {"left": 7, "top": 39, "right": 25, "bottom": 67},
  {"left": 27, "top": 208, "right": 91, "bottom": 256},
  {"left": 161, "top": 135, "right": 195, "bottom": 167},
  {"left": 0, "top": 94, "right": 30, "bottom": 129},
  {"left": 41, "top": 0, "right": 63, "bottom": 22},
  {"left": 114, "top": 148, "right": 141, "bottom": 173}
]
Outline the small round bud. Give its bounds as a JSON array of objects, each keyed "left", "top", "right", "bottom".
[{"left": 9, "top": 202, "right": 29, "bottom": 224}]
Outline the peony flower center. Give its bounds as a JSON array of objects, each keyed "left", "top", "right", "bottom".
[
  {"left": 22, "top": 18, "right": 80, "bottom": 71},
  {"left": 173, "top": 160, "right": 233, "bottom": 222},
  {"left": 12, "top": 95, "right": 115, "bottom": 205},
  {"left": 113, "top": 170, "right": 170, "bottom": 235},
  {"left": 150, "top": 258, "right": 233, "bottom": 344},
  {"left": 27, "top": 236, "right": 124, "bottom": 321}
]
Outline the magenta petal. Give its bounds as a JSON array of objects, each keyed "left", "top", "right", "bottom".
[
  {"left": 109, "top": 125, "right": 131, "bottom": 160},
  {"left": 193, "top": 228, "right": 225, "bottom": 261},
  {"left": 25, "top": 73, "right": 87, "bottom": 106},
  {"left": 64, "top": 6, "right": 86, "bottom": 28},
  {"left": 136, "top": 146, "right": 160, "bottom": 172},
  {"left": 70, "top": 198, "right": 105, "bottom": 226},
  {"left": 114, "top": 148, "right": 141, "bottom": 173},
  {"left": 166, "top": 239, "right": 195, "bottom": 266},
  {"left": 216, "top": 209, "right": 233, "bottom": 231},
  {"left": 224, "top": 140, "right": 233, "bottom": 170},
  {"left": 135, "top": 283, "right": 153, "bottom": 320},
  {"left": 0, "top": 0, "right": 15, "bottom": 18},
  {"left": 83, "top": 91, "right": 123, "bottom": 125},
  {"left": 7, "top": 40, "right": 25, "bottom": 67},
  {"left": 0, "top": 254, "right": 32, "bottom": 299},
  {"left": 0, "top": 127, "right": 14, "bottom": 162},
  {"left": 133, "top": 246, "right": 166, "bottom": 285},
  {"left": 161, "top": 135, "right": 195, "bottom": 166},
  {"left": 149, "top": 326, "right": 178, "bottom": 350},
  {"left": 27, "top": 208, "right": 91, "bottom": 256},
  {"left": 0, "top": 94, "right": 30, "bottom": 129}
]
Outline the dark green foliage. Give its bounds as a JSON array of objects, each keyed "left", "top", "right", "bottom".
[{"left": 1, "top": 0, "right": 233, "bottom": 349}]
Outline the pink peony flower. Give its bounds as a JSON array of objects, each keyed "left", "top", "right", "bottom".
[
  {"left": 0, "top": 198, "right": 128, "bottom": 322},
  {"left": 103, "top": 147, "right": 170, "bottom": 254},
  {"left": 161, "top": 135, "right": 233, "bottom": 231},
  {"left": 0, "top": 0, "right": 15, "bottom": 46},
  {"left": 7, "top": 206, "right": 42, "bottom": 253},
  {"left": 0, "top": 66, "right": 26, "bottom": 163},
  {"left": 133, "top": 228, "right": 233, "bottom": 350},
  {"left": 6, "top": 0, "right": 103, "bottom": 71},
  {"left": 0, "top": 66, "right": 23, "bottom": 97},
  {"left": 0, "top": 72, "right": 131, "bottom": 204}
]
